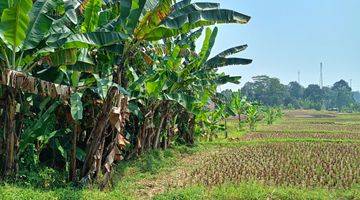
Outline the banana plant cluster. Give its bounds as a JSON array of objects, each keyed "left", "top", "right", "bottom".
[
  {"left": 263, "top": 107, "right": 283, "bottom": 125},
  {"left": 229, "top": 91, "right": 279, "bottom": 132},
  {"left": 0, "top": 0, "right": 251, "bottom": 187},
  {"left": 246, "top": 103, "right": 262, "bottom": 131},
  {"left": 231, "top": 90, "right": 251, "bottom": 130}
]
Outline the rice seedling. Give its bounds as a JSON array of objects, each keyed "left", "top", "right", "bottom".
[{"left": 189, "top": 142, "right": 360, "bottom": 189}]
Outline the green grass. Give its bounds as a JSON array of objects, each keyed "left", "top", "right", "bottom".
[
  {"left": 154, "top": 182, "right": 360, "bottom": 200},
  {"left": 0, "top": 185, "right": 128, "bottom": 200},
  {"left": 0, "top": 146, "right": 197, "bottom": 200}
]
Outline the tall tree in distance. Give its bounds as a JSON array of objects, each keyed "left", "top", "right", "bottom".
[
  {"left": 303, "top": 84, "right": 324, "bottom": 110},
  {"left": 239, "top": 75, "right": 359, "bottom": 111},
  {"left": 331, "top": 80, "right": 354, "bottom": 111},
  {"left": 288, "top": 81, "right": 304, "bottom": 100},
  {"left": 304, "top": 84, "right": 324, "bottom": 102},
  {"left": 322, "top": 86, "right": 336, "bottom": 110},
  {"left": 287, "top": 81, "right": 304, "bottom": 108},
  {"left": 242, "top": 75, "right": 288, "bottom": 106}
]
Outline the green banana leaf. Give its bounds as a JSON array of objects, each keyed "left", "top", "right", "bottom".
[
  {"left": 168, "top": 2, "right": 220, "bottom": 18},
  {"left": 205, "top": 57, "right": 252, "bottom": 70},
  {"left": 70, "top": 92, "right": 83, "bottom": 120},
  {"left": 126, "top": 0, "right": 146, "bottom": 34},
  {"left": 49, "top": 48, "right": 78, "bottom": 67},
  {"left": 214, "top": 45, "right": 248, "bottom": 58},
  {"left": 164, "top": 93, "right": 196, "bottom": 111},
  {"left": 0, "top": 1, "right": 10, "bottom": 16},
  {"left": 23, "top": 0, "right": 56, "bottom": 50},
  {"left": 215, "top": 75, "right": 242, "bottom": 85},
  {"left": 19, "top": 100, "right": 61, "bottom": 154},
  {"left": 144, "top": 9, "right": 250, "bottom": 41},
  {"left": 135, "top": 0, "right": 173, "bottom": 39},
  {"left": 171, "top": 0, "right": 191, "bottom": 11},
  {"left": 0, "top": 0, "right": 32, "bottom": 50},
  {"left": 198, "top": 27, "right": 217, "bottom": 66},
  {"left": 81, "top": 0, "right": 102, "bottom": 32},
  {"left": 64, "top": 0, "right": 78, "bottom": 24},
  {"left": 49, "top": 32, "right": 128, "bottom": 48}
]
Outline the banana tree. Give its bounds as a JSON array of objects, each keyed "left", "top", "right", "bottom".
[
  {"left": 216, "top": 98, "right": 236, "bottom": 138},
  {"left": 137, "top": 25, "right": 251, "bottom": 143},
  {"left": 231, "top": 91, "right": 250, "bottom": 130},
  {"left": 0, "top": 0, "right": 80, "bottom": 176},
  {"left": 74, "top": 0, "right": 252, "bottom": 184},
  {"left": 0, "top": 0, "right": 252, "bottom": 185},
  {"left": 246, "top": 103, "right": 261, "bottom": 131},
  {"left": 0, "top": 0, "right": 116, "bottom": 178},
  {"left": 263, "top": 107, "right": 277, "bottom": 125}
]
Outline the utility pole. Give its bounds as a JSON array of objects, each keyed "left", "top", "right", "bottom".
[
  {"left": 297, "top": 70, "right": 301, "bottom": 84},
  {"left": 350, "top": 79, "right": 352, "bottom": 89},
  {"left": 320, "top": 62, "right": 323, "bottom": 89}
]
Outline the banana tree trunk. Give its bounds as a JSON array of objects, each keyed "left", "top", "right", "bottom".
[
  {"left": 154, "top": 102, "right": 169, "bottom": 149},
  {"left": 238, "top": 112, "right": 242, "bottom": 130},
  {"left": 164, "top": 115, "right": 176, "bottom": 149},
  {"left": 0, "top": 96, "right": 4, "bottom": 161},
  {"left": 224, "top": 118, "right": 228, "bottom": 138},
  {"left": 100, "top": 94, "right": 129, "bottom": 189},
  {"left": 153, "top": 115, "right": 166, "bottom": 149},
  {"left": 95, "top": 138, "right": 106, "bottom": 178},
  {"left": 187, "top": 115, "right": 195, "bottom": 145},
  {"left": 146, "top": 128, "right": 154, "bottom": 150},
  {"left": 69, "top": 122, "right": 79, "bottom": 182},
  {"left": 3, "top": 87, "right": 17, "bottom": 177},
  {"left": 81, "top": 87, "right": 117, "bottom": 179},
  {"left": 165, "top": 128, "right": 170, "bottom": 149},
  {"left": 146, "top": 108, "right": 156, "bottom": 151},
  {"left": 161, "top": 131, "right": 167, "bottom": 150},
  {"left": 136, "top": 121, "right": 146, "bottom": 155},
  {"left": 0, "top": 96, "right": 4, "bottom": 128},
  {"left": 136, "top": 103, "right": 159, "bottom": 153},
  {"left": 81, "top": 88, "right": 130, "bottom": 186}
]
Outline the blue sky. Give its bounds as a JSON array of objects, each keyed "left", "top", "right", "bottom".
[{"left": 197, "top": 0, "right": 360, "bottom": 91}]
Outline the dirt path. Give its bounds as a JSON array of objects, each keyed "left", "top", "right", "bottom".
[{"left": 132, "top": 148, "right": 222, "bottom": 199}]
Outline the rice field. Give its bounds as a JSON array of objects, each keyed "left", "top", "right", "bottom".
[
  {"left": 191, "top": 142, "right": 360, "bottom": 189},
  {"left": 160, "top": 110, "right": 360, "bottom": 199},
  {"left": 241, "top": 110, "right": 360, "bottom": 141}
]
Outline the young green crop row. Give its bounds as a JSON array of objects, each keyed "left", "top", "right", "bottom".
[
  {"left": 241, "top": 132, "right": 360, "bottom": 141},
  {"left": 260, "top": 123, "right": 360, "bottom": 132}
]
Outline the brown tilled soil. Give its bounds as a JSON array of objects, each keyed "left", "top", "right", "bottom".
[{"left": 132, "top": 149, "right": 222, "bottom": 199}]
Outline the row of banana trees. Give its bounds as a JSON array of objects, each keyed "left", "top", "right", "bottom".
[
  {"left": 232, "top": 92, "right": 283, "bottom": 131},
  {"left": 201, "top": 91, "right": 283, "bottom": 140},
  {"left": 0, "top": 0, "right": 252, "bottom": 187}
]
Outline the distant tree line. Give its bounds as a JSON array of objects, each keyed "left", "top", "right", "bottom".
[{"left": 221, "top": 75, "right": 360, "bottom": 112}]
